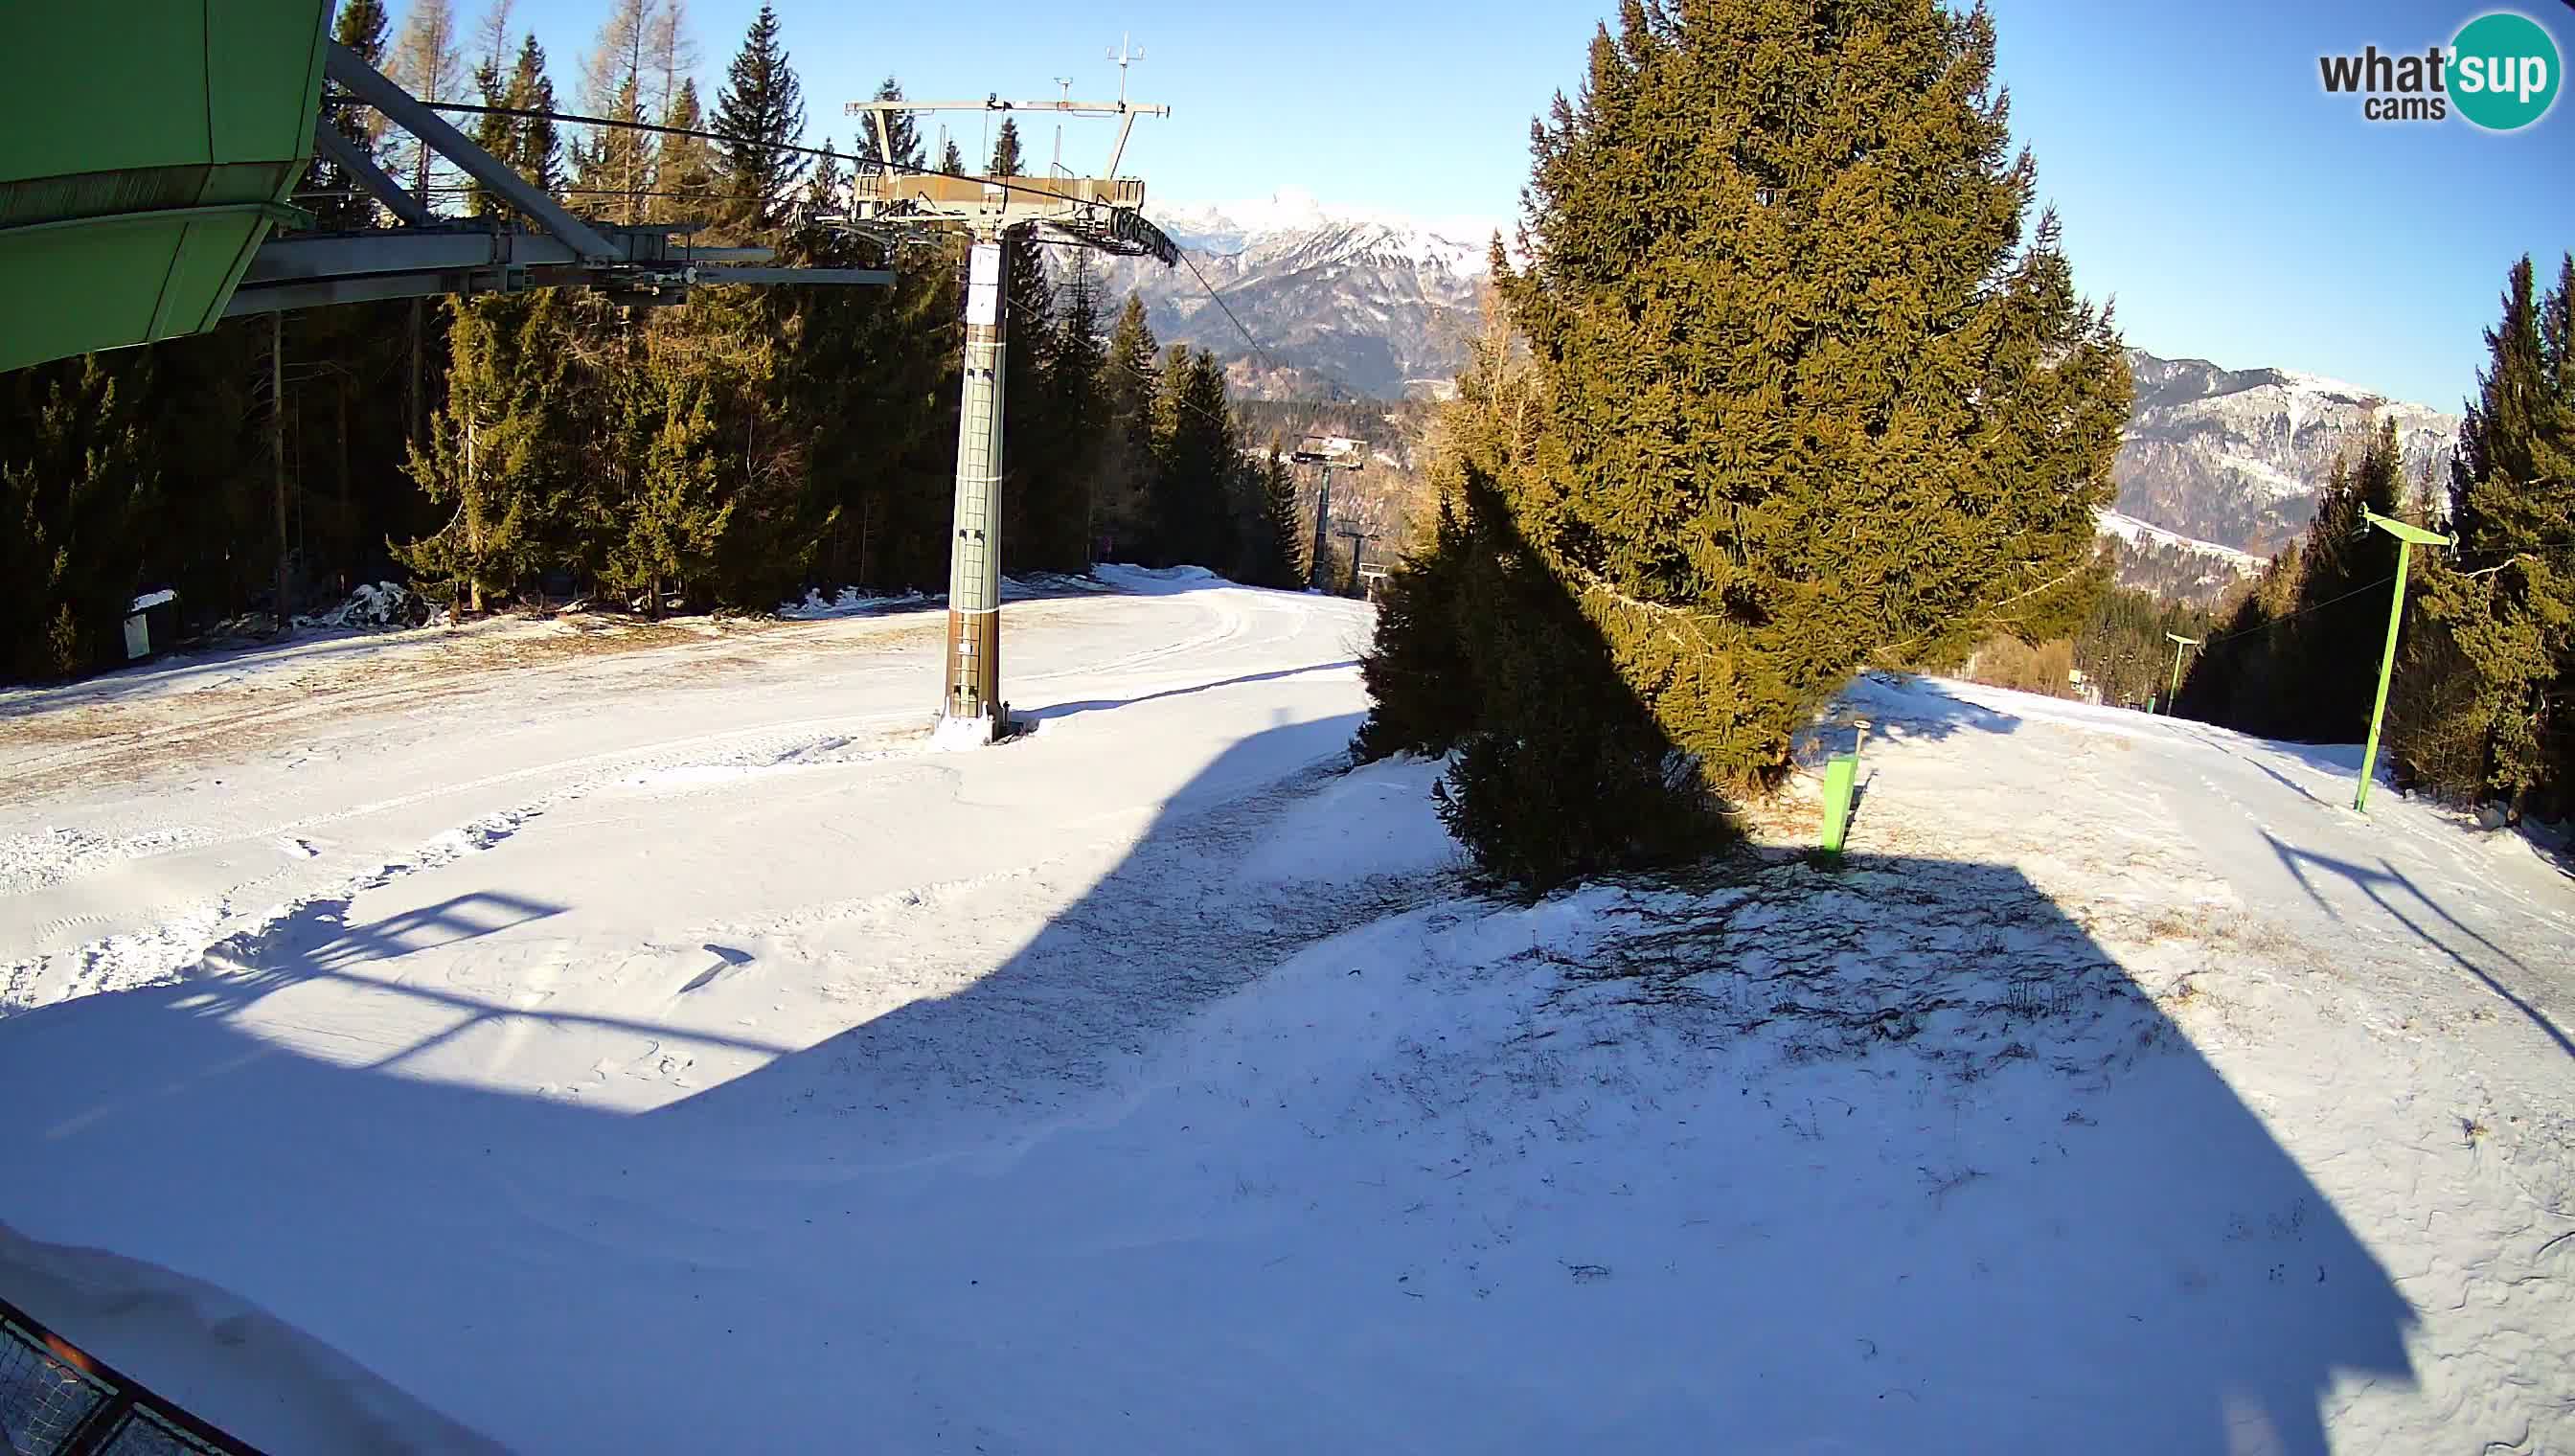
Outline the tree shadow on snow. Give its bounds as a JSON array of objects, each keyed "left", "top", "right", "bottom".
[
  {"left": 1797, "top": 676, "right": 2025, "bottom": 766},
  {"left": 0, "top": 651, "right": 2425, "bottom": 1449}
]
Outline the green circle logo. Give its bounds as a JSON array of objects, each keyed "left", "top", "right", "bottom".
[{"left": 2451, "top": 11, "right": 2561, "bottom": 130}]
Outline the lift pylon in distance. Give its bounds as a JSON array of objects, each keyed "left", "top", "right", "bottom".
[{"left": 840, "top": 86, "right": 1180, "bottom": 745}]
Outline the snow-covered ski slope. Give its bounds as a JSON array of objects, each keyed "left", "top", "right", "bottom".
[{"left": 0, "top": 570, "right": 2568, "bottom": 1454}]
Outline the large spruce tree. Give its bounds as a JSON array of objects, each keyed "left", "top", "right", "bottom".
[
  {"left": 854, "top": 77, "right": 923, "bottom": 176},
  {"left": 398, "top": 293, "right": 574, "bottom": 612},
  {"left": 1240, "top": 446, "right": 1307, "bottom": 589},
  {"left": 1151, "top": 348, "right": 1241, "bottom": 570},
  {"left": 2394, "top": 254, "right": 2575, "bottom": 816},
  {"left": 656, "top": 79, "right": 720, "bottom": 226},
  {"left": 1361, "top": 0, "right": 2129, "bottom": 884},
  {"left": 713, "top": 4, "right": 808, "bottom": 239},
  {"left": 987, "top": 119, "right": 1025, "bottom": 178},
  {"left": 1096, "top": 293, "right": 1161, "bottom": 557}
]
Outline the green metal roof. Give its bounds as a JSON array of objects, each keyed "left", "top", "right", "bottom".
[{"left": 0, "top": 1, "right": 331, "bottom": 373}]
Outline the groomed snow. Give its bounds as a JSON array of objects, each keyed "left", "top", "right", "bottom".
[{"left": 2, "top": 578, "right": 2570, "bottom": 1453}]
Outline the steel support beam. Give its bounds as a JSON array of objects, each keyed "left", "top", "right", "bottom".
[
  {"left": 696, "top": 266, "right": 897, "bottom": 286},
  {"left": 228, "top": 265, "right": 543, "bottom": 314},
  {"left": 323, "top": 40, "right": 621, "bottom": 261},
  {"left": 311, "top": 122, "right": 436, "bottom": 228},
  {"left": 242, "top": 228, "right": 778, "bottom": 284},
  {"left": 246, "top": 226, "right": 570, "bottom": 281}
]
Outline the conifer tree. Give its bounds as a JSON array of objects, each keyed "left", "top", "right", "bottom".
[
  {"left": 304, "top": 0, "right": 395, "bottom": 229},
  {"left": 655, "top": 79, "right": 719, "bottom": 225},
  {"left": 604, "top": 373, "right": 734, "bottom": 618},
  {"left": 575, "top": 71, "right": 654, "bottom": 225},
  {"left": 469, "top": 0, "right": 515, "bottom": 85},
  {"left": 1094, "top": 292, "right": 1160, "bottom": 558},
  {"left": 994, "top": 226, "right": 1067, "bottom": 571},
  {"left": 398, "top": 293, "right": 573, "bottom": 612},
  {"left": 1049, "top": 259, "right": 1110, "bottom": 565},
  {"left": 1150, "top": 348, "right": 1240, "bottom": 570},
  {"left": 939, "top": 137, "right": 966, "bottom": 175},
  {"left": 987, "top": 119, "right": 1024, "bottom": 178},
  {"left": 854, "top": 77, "right": 923, "bottom": 175},
  {"left": 645, "top": 0, "right": 697, "bottom": 122},
  {"left": 713, "top": 3, "right": 807, "bottom": 239},
  {"left": 808, "top": 137, "right": 845, "bottom": 217},
  {"left": 1238, "top": 445, "right": 1307, "bottom": 589},
  {"left": 2394, "top": 254, "right": 2575, "bottom": 815},
  {"left": 0, "top": 357, "right": 154, "bottom": 679},
  {"left": 469, "top": 54, "right": 508, "bottom": 211},
  {"left": 389, "top": 0, "right": 466, "bottom": 202},
  {"left": 573, "top": 0, "right": 657, "bottom": 225},
  {"left": 1357, "top": 0, "right": 2128, "bottom": 884},
  {"left": 1354, "top": 493, "right": 1475, "bottom": 761},
  {"left": 504, "top": 35, "right": 563, "bottom": 194}
]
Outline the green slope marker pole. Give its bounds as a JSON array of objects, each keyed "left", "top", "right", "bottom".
[
  {"left": 1819, "top": 755, "right": 1858, "bottom": 855},
  {"left": 2354, "top": 510, "right": 2454, "bottom": 813},
  {"left": 1818, "top": 717, "right": 1868, "bottom": 856},
  {"left": 2164, "top": 632, "right": 2199, "bottom": 714}
]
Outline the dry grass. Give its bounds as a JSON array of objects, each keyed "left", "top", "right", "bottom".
[{"left": 1958, "top": 635, "right": 2077, "bottom": 698}]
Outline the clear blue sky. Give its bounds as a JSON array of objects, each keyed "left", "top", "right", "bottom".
[{"left": 492, "top": 0, "right": 2572, "bottom": 409}]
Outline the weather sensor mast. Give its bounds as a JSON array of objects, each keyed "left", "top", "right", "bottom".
[{"left": 844, "top": 74, "right": 1179, "bottom": 747}]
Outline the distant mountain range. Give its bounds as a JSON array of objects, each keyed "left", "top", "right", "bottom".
[
  {"left": 1082, "top": 189, "right": 1498, "bottom": 399},
  {"left": 1085, "top": 193, "right": 2464, "bottom": 597},
  {"left": 2115, "top": 352, "right": 2460, "bottom": 557}
]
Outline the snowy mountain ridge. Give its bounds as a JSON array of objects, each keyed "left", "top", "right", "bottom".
[
  {"left": 1150, "top": 187, "right": 1500, "bottom": 277},
  {"left": 1068, "top": 189, "right": 1498, "bottom": 398},
  {"left": 2115, "top": 349, "right": 2461, "bottom": 557}
]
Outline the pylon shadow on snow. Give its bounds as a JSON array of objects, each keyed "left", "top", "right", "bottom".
[
  {"left": 1016, "top": 660, "right": 1360, "bottom": 722},
  {"left": 2264, "top": 830, "right": 2572, "bottom": 1058}
]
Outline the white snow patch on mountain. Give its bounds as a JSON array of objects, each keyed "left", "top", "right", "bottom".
[
  {"left": 2216, "top": 452, "right": 2314, "bottom": 501},
  {"left": 1151, "top": 187, "right": 1500, "bottom": 278},
  {"left": 2094, "top": 510, "right": 2265, "bottom": 566}
]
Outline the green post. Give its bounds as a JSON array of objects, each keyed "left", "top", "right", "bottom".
[
  {"left": 2353, "top": 510, "right": 2453, "bottom": 813},
  {"left": 1819, "top": 756, "right": 1858, "bottom": 854},
  {"left": 1818, "top": 717, "right": 1867, "bottom": 856},
  {"left": 2163, "top": 632, "right": 2199, "bottom": 715}
]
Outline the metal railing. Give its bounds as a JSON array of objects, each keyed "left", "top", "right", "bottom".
[{"left": 1, "top": 1294, "right": 262, "bottom": 1456}]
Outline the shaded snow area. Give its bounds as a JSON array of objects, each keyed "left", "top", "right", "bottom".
[{"left": 3, "top": 579, "right": 2571, "bottom": 1453}]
